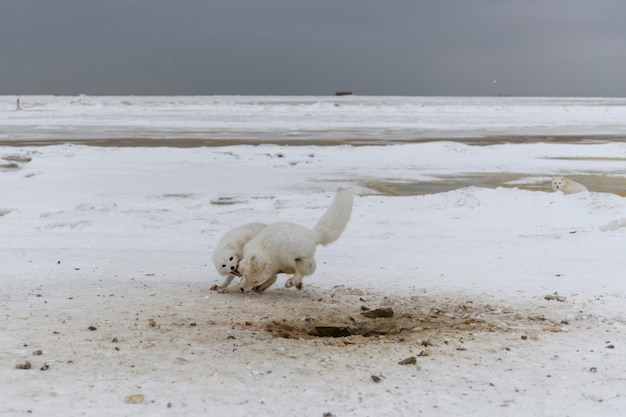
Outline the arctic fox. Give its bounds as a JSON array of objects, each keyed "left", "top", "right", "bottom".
[
  {"left": 237, "top": 189, "right": 353, "bottom": 293},
  {"left": 551, "top": 176, "right": 588, "bottom": 194},
  {"left": 211, "top": 222, "right": 267, "bottom": 291}
]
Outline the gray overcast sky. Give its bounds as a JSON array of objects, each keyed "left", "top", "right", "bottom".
[{"left": 2, "top": 0, "right": 626, "bottom": 96}]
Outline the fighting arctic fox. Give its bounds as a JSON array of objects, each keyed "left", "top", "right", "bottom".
[
  {"left": 211, "top": 222, "right": 267, "bottom": 291},
  {"left": 551, "top": 176, "right": 588, "bottom": 194},
  {"left": 236, "top": 188, "right": 353, "bottom": 293}
]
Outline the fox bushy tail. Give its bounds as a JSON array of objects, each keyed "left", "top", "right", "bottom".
[{"left": 312, "top": 189, "right": 353, "bottom": 246}]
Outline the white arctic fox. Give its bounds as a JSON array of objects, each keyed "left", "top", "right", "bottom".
[
  {"left": 551, "top": 176, "right": 588, "bottom": 194},
  {"left": 237, "top": 189, "right": 353, "bottom": 293},
  {"left": 211, "top": 222, "right": 267, "bottom": 291}
]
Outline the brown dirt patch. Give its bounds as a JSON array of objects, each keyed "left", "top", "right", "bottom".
[
  {"left": 364, "top": 173, "right": 626, "bottom": 196},
  {"left": 221, "top": 286, "right": 561, "bottom": 347}
]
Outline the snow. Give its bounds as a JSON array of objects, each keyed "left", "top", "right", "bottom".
[
  {"left": 1, "top": 96, "right": 626, "bottom": 416},
  {"left": 2, "top": 95, "right": 626, "bottom": 143}
]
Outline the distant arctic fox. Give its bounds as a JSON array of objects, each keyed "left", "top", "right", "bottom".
[
  {"left": 237, "top": 189, "right": 353, "bottom": 293},
  {"left": 211, "top": 222, "right": 267, "bottom": 291},
  {"left": 551, "top": 176, "right": 588, "bottom": 194}
]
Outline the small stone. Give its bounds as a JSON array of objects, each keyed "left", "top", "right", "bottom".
[
  {"left": 544, "top": 292, "right": 567, "bottom": 302},
  {"left": 544, "top": 325, "right": 563, "bottom": 333},
  {"left": 15, "top": 361, "right": 32, "bottom": 370},
  {"left": 33, "top": 349, "right": 43, "bottom": 356},
  {"left": 40, "top": 363, "right": 49, "bottom": 371},
  {"left": 124, "top": 394, "right": 145, "bottom": 404},
  {"left": 88, "top": 326, "right": 97, "bottom": 331},
  {"left": 398, "top": 356, "right": 417, "bottom": 365},
  {"left": 371, "top": 375, "right": 381, "bottom": 383},
  {"left": 309, "top": 326, "right": 353, "bottom": 338}
]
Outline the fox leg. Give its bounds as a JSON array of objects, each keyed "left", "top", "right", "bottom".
[
  {"left": 254, "top": 274, "right": 277, "bottom": 292},
  {"left": 211, "top": 274, "right": 236, "bottom": 291},
  {"left": 285, "top": 257, "right": 316, "bottom": 290},
  {"left": 217, "top": 282, "right": 246, "bottom": 294}
]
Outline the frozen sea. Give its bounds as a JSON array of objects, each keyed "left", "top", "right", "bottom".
[
  {"left": 1, "top": 96, "right": 626, "bottom": 417},
  {"left": 2, "top": 95, "right": 626, "bottom": 145}
]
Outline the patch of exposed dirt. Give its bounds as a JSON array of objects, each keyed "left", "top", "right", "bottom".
[
  {"left": 0, "top": 162, "right": 20, "bottom": 171},
  {"left": 0, "top": 134, "right": 623, "bottom": 148},
  {"left": 363, "top": 173, "right": 626, "bottom": 196},
  {"left": 161, "top": 193, "right": 196, "bottom": 199},
  {"left": 210, "top": 196, "right": 245, "bottom": 206},
  {"left": 2, "top": 154, "right": 33, "bottom": 163},
  {"left": 363, "top": 174, "right": 546, "bottom": 196},
  {"left": 1, "top": 153, "right": 34, "bottom": 172},
  {"left": 212, "top": 285, "right": 564, "bottom": 349}
]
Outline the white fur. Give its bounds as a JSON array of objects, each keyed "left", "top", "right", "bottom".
[
  {"left": 237, "top": 189, "right": 353, "bottom": 293},
  {"left": 211, "top": 222, "right": 267, "bottom": 291},
  {"left": 551, "top": 176, "right": 588, "bottom": 194}
]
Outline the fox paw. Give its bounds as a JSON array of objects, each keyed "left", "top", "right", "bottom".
[
  {"left": 210, "top": 285, "right": 220, "bottom": 291},
  {"left": 285, "top": 279, "right": 303, "bottom": 290}
]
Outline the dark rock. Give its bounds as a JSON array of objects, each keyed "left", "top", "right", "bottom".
[
  {"left": 398, "top": 356, "right": 417, "bottom": 365},
  {"left": 361, "top": 307, "right": 394, "bottom": 318}
]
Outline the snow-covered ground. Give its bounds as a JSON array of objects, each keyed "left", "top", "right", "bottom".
[
  {"left": 1, "top": 96, "right": 626, "bottom": 416},
  {"left": 2, "top": 95, "right": 626, "bottom": 143}
]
